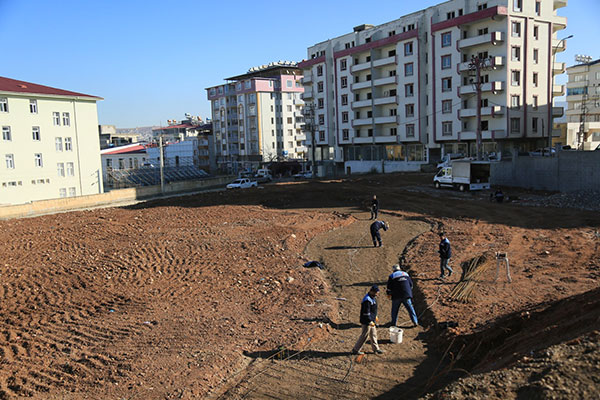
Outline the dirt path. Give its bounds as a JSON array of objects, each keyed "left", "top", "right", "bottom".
[{"left": 217, "top": 209, "right": 439, "bottom": 399}]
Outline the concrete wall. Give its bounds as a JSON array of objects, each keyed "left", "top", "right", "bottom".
[
  {"left": 345, "top": 160, "right": 424, "bottom": 175},
  {"left": 491, "top": 151, "right": 600, "bottom": 192},
  {"left": 0, "top": 175, "right": 234, "bottom": 220}
]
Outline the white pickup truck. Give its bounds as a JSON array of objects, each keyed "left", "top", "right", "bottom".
[
  {"left": 434, "top": 160, "right": 491, "bottom": 191},
  {"left": 226, "top": 178, "right": 258, "bottom": 189}
]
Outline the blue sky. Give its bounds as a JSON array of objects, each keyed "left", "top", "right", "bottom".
[{"left": 1, "top": 0, "right": 597, "bottom": 128}]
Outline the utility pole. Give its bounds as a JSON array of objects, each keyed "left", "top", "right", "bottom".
[
  {"left": 469, "top": 56, "right": 492, "bottom": 161},
  {"left": 159, "top": 136, "right": 165, "bottom": 193},
  {"left": 302, "top": 102, "right": 316, "bottom": 177}
]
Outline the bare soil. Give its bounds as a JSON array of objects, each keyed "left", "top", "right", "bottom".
[{"left": 0, "top": 173, "right": 598, "bottom": 399}]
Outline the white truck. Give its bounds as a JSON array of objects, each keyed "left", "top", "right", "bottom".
[
  {"left": 226, "top": 178, "right": 258, "bottom": 189},
  {"left": 433, "top": 160, "right": 491, "bottom": 191},
  {"left": 254, "top": 169, "right": 273, "bottom": 183}
]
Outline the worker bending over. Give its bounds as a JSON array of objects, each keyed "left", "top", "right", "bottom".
[
  {"left": 370, "top": 220, "right": 389, "bottom": 248},
  {"left": 386, "top": 264, "right": 418, "bottom": 327}
]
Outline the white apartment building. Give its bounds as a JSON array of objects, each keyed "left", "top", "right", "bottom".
[
  {"left": 0, "top": 76, "right": 103, "bottom": 205},
  {"left": 565, "top": 59, "right": 600, "bottom": 150},
  {"left": 206, "top": 62, "right": 305, "bottom": 173},
  {"left": 299, "top": 0, "right": 568, "bottom": 174}
]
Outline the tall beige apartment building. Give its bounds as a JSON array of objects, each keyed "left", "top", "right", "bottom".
[
  {"left": 0, "top": 77, "right": 103, "bottom": 205},
  {"left": 565, "top": 59, "right": 600, "bottom": 150},
  {"left": 206, "top": 62, "right": 305, "bottom": 173},
  {"left": 299, "top": 0, "right": 568, "bottom": 174}
]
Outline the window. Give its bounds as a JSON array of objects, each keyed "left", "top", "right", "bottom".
[
  {"left": 2, "top": 126, "right": 11, "bottom": 141},
  {"left": 533, "top": 49, "right": 539, "bottom": 64},
  {"left": 34, "top": 153, "right": 43, "bottom": 167},
  {"left": 388, "top": 49, "right": 396, "bottom": 57},
  {"left": 405, "top": 83, "right": 414, "bottom": 97},
  {"left": 406, "top": 124, "right": 415, "bottom": 137},
  {"left": 106, "top": 159, "right": 112, "bottom": 168},
  {"left": 442, "top": 100, "right": 453, "bottom": 114},
  {"left": 287, "top": 117, "right": 293, "bottom": 124},
  {"left": 57, "top": 162, "right": 65, "bottom": 177},
  {"left": 30, "top": 100, "right": 38, "bottom": 114},
  {"left": 442, "top": 77, "right": 452, "bottom": 92},
  {"left": 5, "top": 154, "right": 14, "bottom": 169},
  {"left": 441, "top": 55, "right": 451, "bottom": 69},
  {"left": 343, "top": 129, "right": 349, "bottom": 140},
  {"left": 533, "top": 26, "right": 539, "bottom": 40},
  {"left": 535, "top": 1, "right": 541, "bottom": 15},
  {"left": 390, "top": 108, "right": 397, "bottom": 116},
  {"left": 532, "top": 118, "right": 538, "bottom": 132},
  {"left": 511, "top": 95, "right": 520, "bottom": 108},
  {"left": 69, "top": 187, "right": 76, "bottom": 197},
  {"left": 317, "top": 81, "right": 324, "bottom": 93},
  {"left": 341, "top": 94, "right": 348, "bottom": 106},
  {"left": 513, "top": 0, "right": 522, "bottom": 12},
  {"left": 390, "top": 127, "right": 397, "bottom": 136},
  {"left": 319, "top": 131, "right": 325, "bottom": 141},
  {"left": 478, "top": 3, "right": 488, "bottom": 10},
  {"left": 318, "top": 114, "right": 324, "bottom": 125},
  {"left": 340, "top": 59, "right": 347, "bottom": 71},
  {"left": 53, "top": 112, "right": 61, "bottom": 126},
  {"left": 533, "top": 95, "right": 538, "bottom": 109},
  {"left": 404, "top": 42, "right": 413, "bottom": 56},
  {"left": 64, "top": 137, "right": 72, "bottom": 151},
  {"left": 341, "top": 77, "right": 348, "bottom": 88},
  {"left": 389, "top": 31, "right": 396, "bottom": 37},
  {"left": 404, "top": 63, "right": 414, "bottom": 76},
  {"left": 510, "top": 118, "right": 520, "bottom": 133},
  {"left": 317, "top": 65, "right": 323, "bottom": 76},
  {"left": 366, "top": 74, "right": 371, "bottom": 81},
  {"left": 442, "top": 32, "right": 452, "bottom": 47},
  {"left": 405, "top": 104, "right": 415, "bottom": 117},
  {"left": 512, "top": 22, "right": 521, "bottom": 37},
  {"left": 511, "top": 70, "right": 521, "bottom": 86},
  {"left": 287, "top": 80, "right": 293, "bottom": 88},
  {"left": 287, "top": 105, "right": 292, "bottom": 112},
  {"left": 0, "top": 98, "right": 8, "bottom": 112},
  {"left": 59, "top": 188, "right": 67, "bottom": 198},
  {"left": 442, "top": 121, "right": 453, "bottom": 136},
  {"left": 480, "top": 99, "right": 489, "bottom": 107},
  {"left": 66, "top": 162, "right": 74, "bottom": 176},
  {"left": 478, "top": 28, "right": 489, "bottom": 36},
  {"left": 55, "top": 137, "right": 63, "bottom": 151},
  {"left": 318, "top": 98, "right": 324, "bottom": 109},
  {"left": 447, "top": 11, "right": 456, "bottom": 20},
  {"left": 342, "top": 112, "right": 349, "bottom": 123},
  {"left": 389, "top": 70, "right": 396, "bottom": 77},
  {"left": 511, "top": 46, "right": 521, "bottom": 61},
  {"left": 533, "top": 72, "right": 538, "bottom": 87}
]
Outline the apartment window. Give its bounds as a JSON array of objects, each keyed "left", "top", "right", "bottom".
[
  {"left": 287, "top": 105, "right": 292, "bottom": 112},
  {"left": 478, "top": 3, "right": 488, "bottom": 10},
  {"left": 405, "top": 104, "right": 415, "bottom": 117},
  {"left": 405, "top": 84, "right": 414, "bottom": 97},
  {"left": 319, "top": 131, "right": 325, "bottom": 141},
  {"left": 53, "top": 112, "right": 61, "bottom": 126},
  {"left": 442, "top": 77, "right": 452, "bottom": 92},
  {"left": 29, "top": 100, "right": 38, "bottom": 114},
  {"left": 388, "top": 50, "right": 396, "bottom": 57},
  {"left": 535, "top": 1, "right": 541, "bottom": 16},
  {"left": 404, "top": 63, "right": 414, "bottom": 76},
  {"left": 65, "top": 137, "right": 73, "bottom": 151},
  {"left": 533, "top": 49, "right": 539, "bottom": 64},
  {"left": 406, "top": 124, "right": 415, "bottom": 137},
  {"left": 341, "top": 94, "right": 348, "bottom": 106},
  {"left": 404, "top": 42, "right": 413, "bottom": 56},
  {"left": 389, "top": 70, "right": 396, "bottom": 77},
  {"left": 533, "top": 26, "right": 539, "bottom": 40},
  {"left": 0, "top": 98, "right": 7, "bottom": 112},
  {"left": 532, "top": 117, "right": 539, "bottom": 132},
  {"left": 59, "top": 188, "right": 67, "bottom": 198},
  {"left": 511, "top": 46, "right": 521, "bottom": 61},
  {"left": 511, "top": 70, "right": 521, "bottom": 86},
  {"left": 389, "top": 89, "right": 397, "bottom": 96},
  {"left": 287, "top": 117, "right": 293, "bottom": 124},
  {"left": 318, "top": 114, "right": 324, "bottom": 125},
  {"left": 512, "top": 22, "right": 521, "bottom": 37},
  {"left": 533, "top": 72, "right": 538, "bottom": 87},
  {"left": 66, "top": 162, "right": 74, "bottom": 176},
  {"left": 367, "top": 111, "right": 373, "bottom": 118},
  {"left": 441, "top": 55, "right": 451, "bottom": 69},
  {"left": 513, "top": 0, "right": 522, "bottom": 12},
  {"left": 342, "top": 129, "right": 349, "bottom": 140},
  {"left": 317, "top": 81, "right": 324, "bottom": 93},
  {"left": 447, "top": 11, "right": 456, "bottom": 20},
  {"left": 389, "top": 31, "right": 396, "bottom": 37},
  {"left": 317, "top": 65, "right": 323, "bottom": 76},
  {"left": 342, "top": 112, "right": 349, "bottom": 123},
  {"left": 318, "top": 98, "right": 324, "bottom": 109},
  {"left": 441, "top": 32, "right": 452, "bottom": 47},
  {"left": 481, "top": 99, "right": 489, "bottom": 107},
  {"left": 286, "top": 80, "right": 293, "bottom": 88},
  {"left": 340, "top": 59, "right": 347, "bottom": 71},
  {"left": 511, "top": 95, "right": 520, "bottom": 108},
  {"left": 2, "top": 126, "right": 11, "bottom": 141},
  {"left": 442, "top": 100, "right": 452, "bottom": 114},
  {"left": 390, "top": 108, "right": 397, "bottom": 116},
  {"left": 57, "top": 162, "right": 65, "bottom": 177},
  {"left": 366, "top": 74, "right": 372, "bottom": 82},
  {"left": 533, "top": 95, "right": 538, "bottom": 109},
  {"left": 5, "top": 154, "right": 14, "bottom": 169},
  {"left": 510, "top": 118, "right": 520, "bottom": 133},
  {"left": 55, "top": 137, "right": 63, "bottom": 151},
  {"left": 442, "top": 121, "right": 453, "bottom": 136},
  {"left": 478, "top": 28, "right": 489, "bottom": 36},
  {"left": 341, "top": 77, "right": 347, "bottom": 88},
  {"left": 106, "top": 159, "right": 112, "bottom": 168},
  {"left": 32, "top": 126, "right": 41, "bottom": 141},
  {"left": 34, "top": 153, "right": 43, "bottom": 167},
  {"left": 389, "top": 127, "right": 397, "bottom": 136},
  {"left": 69, "top": 187, "right": 76, "bottom": 197}
]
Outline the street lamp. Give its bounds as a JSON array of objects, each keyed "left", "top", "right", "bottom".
[{"left": 550, "top": 34, "right": 573, "bottom": 149}]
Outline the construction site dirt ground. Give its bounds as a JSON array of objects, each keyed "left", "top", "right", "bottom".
[{"left": 0, "top": 173, "right": 598, "bottom": 399}]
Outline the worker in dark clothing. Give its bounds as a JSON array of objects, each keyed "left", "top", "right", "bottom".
[
  {"left": 438, "top": 232, "right": 453, "bottom": 278},
  {"left": 370, "top": 220, "right": 389, "bottom": 247},
  {"left": 352, "top": 285, "right": 383, "bottom": 355},
  {"left": 495, "top": 189, "right": 504, "bottom": 203},
  {"left": 386, "top": 264, "right": 418, "bottom": 327},
  {"left": 370, "top": 195, "right": 379, "bottom": 220}
]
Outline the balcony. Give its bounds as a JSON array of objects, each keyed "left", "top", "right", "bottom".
[
  {"left": 553, "top": 62, "right": 566, "bottom": 74},
  {"left": 459, "top": 81, "right": 504, "bottom": 95},
  {"left": 350, "top": 61, "right": 371, "bottom": 74},
  {"left": 458, "top": 106, "right": 504, "bottom": 118},
  {"left": 301, "top": 89, "right": 313, "bottom": 99},
  {"left": 567, "top": 79, "right": 588, "bottom": 89},
  {"left": 552, "top": 38, "right": 567, "bottom": 52},
  {"left": 458, "top": 32, "right": 504, "bottom": 49},
  {"left": 374, "top": 135, "right": 399, "bottom": 143},
  {"left": 373, "top": 95, "right": 398, "bottom": 106},
  {"left": 553, "top": 16, "right": 567, "bottom": 32},
  {"left": 351, "top": 81, "right": 372, "bottom": 91},
  {"left": 374, "top": 116, "right": 398, "bottom": 125},
  {"left": 352, "top": 118, "right": 372, "bottom": 127},
  {"left": 373, "top": 76, "right": 397, "bottom": 87},
  {"left": 351, "top": 99, "right": 372, "bottom": 109},
  {"left": 295, "top": 134, "right": 307, "bottom": 141},
  {"left": 552, "top": 107, "right": 564, "bottom": 118},
  {"left": 302, "top": 75, "right": 312, "bottom": 85},
  {"left": 353, "top": 136, "right": 375, "bottom": 144},
  {"left": 554, "top": 0, "right": 567, "bottom": 9},
  {"left": 458, "top": 56, "right": 504, "bottom": 72},
  {"left": 459, "top": 130, "right": 507, "bottom": 140},
  {"left": 373, "top": 56, "right": 396, "bottom": 68},
  {"left": 553, "top": 84, "right": 565, "bottom": 96}
]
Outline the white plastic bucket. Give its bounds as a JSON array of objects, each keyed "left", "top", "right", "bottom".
[{"left": 389, "top": 326, "right": 403, "bottom": 344}]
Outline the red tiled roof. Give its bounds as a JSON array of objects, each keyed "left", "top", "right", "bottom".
[
  {"left": 0, "top": 76, "right": 102, "bottom": 100},
  {"left": 101, "top": 144, "right": 147, "bottom": 155}
]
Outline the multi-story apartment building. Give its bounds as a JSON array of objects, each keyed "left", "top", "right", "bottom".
[
  {"left": 299, "top": 0, "right": 568, "bottom": 174},
  {"left": 0, "top": 76, "right": 103, "bottom": 205},
  {"left": 565, "top": 59, "right": 600, "bottom": 150},
  {"left": 206, "top": 62, "right": 305, "bottom": 173}
]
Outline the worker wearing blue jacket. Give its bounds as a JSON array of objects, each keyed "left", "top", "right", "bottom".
[
  {"left": 370, "top": 220, "right": 389, "bottom": 247},
  {"left": 386, "top": 264, "right": 418, "bottom": 327},
  {"left": 352, "top": 285, "right": 384, "bottom": 355},
  {"left": 439, "top": 232, "right": 453, "bottom": 278}
]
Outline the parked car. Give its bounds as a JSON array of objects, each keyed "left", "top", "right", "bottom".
[
  {"left": 293, "top": 171, "right": 313, "bottom": 180},
  {"left": 254, "top": 169, "right": 273, "bottom": 183},
  {"left": 529, "top": 148, "right": 556, "bottom": 157},
  {"left": 226, "top": 178, "right": 258, "bottom": 189}
]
